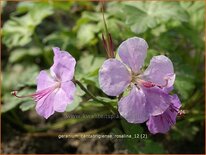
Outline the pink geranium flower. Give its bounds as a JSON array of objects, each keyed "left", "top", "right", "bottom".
[
  {"left": 13, "top": 47, "right": 76, "bottom": 119},
  {"left": 99, "top": 37, "right": 181, "bottom": 134}
]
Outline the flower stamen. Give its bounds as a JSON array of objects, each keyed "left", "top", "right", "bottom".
[{"left": 11, "top": 83, "right": 60, "bottom": 102}]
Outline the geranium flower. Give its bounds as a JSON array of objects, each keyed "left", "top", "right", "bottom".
[
  {"left": 12, "top": 47, "right": 76, "bottom": 119},
  {"left": 99, "top": 37, "right": 180, "bottom": 133}
]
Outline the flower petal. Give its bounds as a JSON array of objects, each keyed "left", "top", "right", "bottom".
[
  {"left": 118, "top": 86, "right": 149, "bottom": 123},
  {"left": 171, "top": 94, "right": 181, "bottom": 109},
  {"left": 51, "top": 47, "right": 76, "bottom": 82},
  {"left": 118, "top": 37, "right": 148, "bottom": 73},
  {"left": 35, "top": 91, "right": 55, "bottom": 119},
  {"left": 146, "top": 94, "right": 181, "bottom": 134},
  {"left": 61, "top": 81, "right": 76, "bottom": 101},
  {"left": 146, "top": 113, "right": 170, "bottom": 134},
  {"left": 53, "top": 88, "right": 71, "bottom": 112},
  {"left": 142, "top": 55, "right": 175, "bottom": 87},
  {"left": 52, "top": 47, "right": 76, "bottom": 67},
  {"left": 142, "top": 86, "right": 172, "bottom": 116},
  {"left": 36, "top": 70, "right": 55, "bottom": 91},
  {"left": 163, "top": 86, "right": 174, "bottom": 93},
  {"left": 35, "top": 82, "right": 76, "bottom": 119},
  {"left": 99, "top": 59, "right": 131, "bottom": 96},
  {"left": 50, "top": 63, "right": 73, "bottom": 82}
]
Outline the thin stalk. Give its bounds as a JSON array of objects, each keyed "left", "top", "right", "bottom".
[
  {"left": 75, "top": 80, "right": 98, "bottom": 102},
  {"left": 101, "top": 2, "right": 114, "bottom": 58},
  {"left": 101, "top": 2, "right": 109, "bottom": 37},
  {"left": 75, "top": 80, "right": 116, "bottom": 114}
]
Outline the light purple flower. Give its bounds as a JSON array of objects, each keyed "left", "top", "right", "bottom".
[
  {"left": 13, "top": 47, "right": 76, "bottom": 119},
  {"left": 99, "top": 37, "right": 180, "bottom": 133},
  {"left": 35, "top": 47, "right": 76, "bottom": 118}
]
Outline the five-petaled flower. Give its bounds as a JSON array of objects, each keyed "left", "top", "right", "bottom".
[
  {"left": 99, "top": 37, "right": 181, "bottom": 134},
  {"left": 12, "top": 47, "right": 76, "bottom": 119}
]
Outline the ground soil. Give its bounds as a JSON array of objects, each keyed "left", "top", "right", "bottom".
[{"left": 1, "top": 109, "right": 127, "bottom": 154}]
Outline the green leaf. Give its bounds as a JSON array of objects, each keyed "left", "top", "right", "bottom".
[
  {"left": 19, "top": 101, "right": 35, "bottom": 111},
  {"left": 2, "top": 2, "right": 53, "bottom": 48},
  {"left": 174, "top": 64, "right": 195, "bottom": 100},
  {"left": 182, "top": 1, "right": 205, "bottom": 32},
  {"left": 96, "top": 96, "right": 117, "bottom": 104},
  {"left": 43, "top": 29, "right": 74, "bottom": 49},
  {"left": 175, "top": 76, "right": 195, "bottom": 100},
  {"left": 1, "top": 88, "right": 35, "bottom": 113},
  {"left": 77, "top": 24, "right": 100, "bottom": 48},
  {"left": 1, "top": 94, "right": 20, "bottom": 113},
  {"left": 50, "top": 1, "right": 73, "bottom": 11},
  {"left": 9, "top": 47, "right": 42, "bottom": 63},
  {"left": 81, "top": 12, "right": 109, "bottom": 22},
  {"left": 66, "top": 85, "right": 85, "bottom": 112},
  {"left": 2, "top": 64, "right": 39, "bottom": 92},
  {"left": 78, "top": 54, "right": 105, "bottom": 74},
  {"left": 76, "top": 53, "right": 105, "bottom": 87},
  {"left": 121, "top": 1, "right": 189, "bottom": 34}
]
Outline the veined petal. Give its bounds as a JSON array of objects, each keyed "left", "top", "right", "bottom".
[
  {"left": 99, "top": 59, "right": 131, "bottom": 96},
  {"left": 171, "top": 94, "right": 181, "bottom": 109},
  {"left": 61, "top": 81, "right": 76, "bottom": 101},
  {"left": 35, "top": 84, "right": 75, "bottom": 119},
  {"left": 35, "top": 91, "right": 55, "bottom": 119},
  {"left": 53, "top": 88, "right": 71, "bottom": 112},
  {"left": 52, "top": 47, "right": 76, "bottom": 68},
  {"left": 118, "top": 37, "right": 148, "bottom": 73},
  {"left": 36, "top": 70, "right": 56, "bottom": 91},
  {"left": 50, "top": 63, "right": 73, "bottom": 82},
  {"left": 118, "top": 86, "right": 149, "bottom": 123},
  {"left": 146, "top": 94, "right": 181, "bottom": 134},
  {"left": 142, "top": 55, "right": 175, "bottom": 87},
  {"left": 142, "top": 86, "right": 171, "bottom": 116},
  {"left": 146, "top": 113, "right": 170, "bottom": 134},
  {"left": 51, "top": 47, "right": 76, "bottom": 81}
]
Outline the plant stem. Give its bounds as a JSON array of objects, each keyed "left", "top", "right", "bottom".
[
  {"left": 101, "top": 2, "right": 109, "bottom": 37},
  {"left": 75, "top": 80, "right": 98, "bottom": 102},
  {"left": 74, "top": 79, "right": 116, "bottom": 113}
]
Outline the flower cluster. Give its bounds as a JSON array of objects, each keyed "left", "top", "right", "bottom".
[
  {"left": 99, "top": 37, "right": 181, "bottom": 134},
  {"left": 12, "top": 37, "right": 181, "bottom": 134}
]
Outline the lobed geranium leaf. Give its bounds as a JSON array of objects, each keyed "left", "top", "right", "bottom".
[
  {"left": 2, "top": 64, "right": 39, "bottom": 92},
  {"left": 2, "top": 88, "right": 35, "bottom": 113},
  {"left": 121, "top": 1, "right": 189, "bottom": 34},
  {"left": 19, "top": 101, "right": 35, "bottom": 112},
  {"left": 76, "top": 53, "right": 105, "bottom": 87},
  {"left": 2, "top": 2, "right": 53, "bottom": 48},
  {"left": 77, "top": 24, "right": 100, "bottom": 48},
  {"left": 9, "top": 47, "right": 42, "bottom": 63}
]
